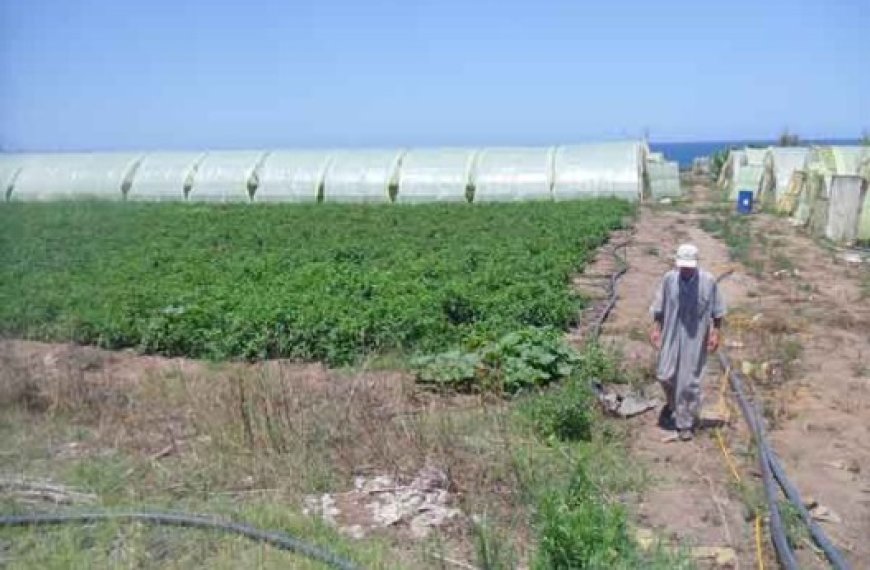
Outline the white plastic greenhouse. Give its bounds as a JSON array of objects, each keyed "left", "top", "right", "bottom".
[
  {"left": 646, "top": 160, "right": 681, "bottom": 199},
  {"left": 127, "top": 152, "right": 206, "bottom": 201},
  {"left": 823, "top": 175, "right": 866, "bottom": 243},
  {"left": 396, "top": 148, "right": 477, "bottom": 203},
  {"left": 1, "top": 155, "right": 27, "bottom": 200},
  {"left": 552, "top": 142, "right": 644, "bottom": 201},
  {"left": 760, "top": 147, "right": 808, "bottom": 204},
  {"left": 9, "top": 153, "right": 144, "bottom": 201},
  {"left": 473, "top": 147, "right": 555, "bottom": 202},
  {"left": 322, "top": 150, "right": 404, "bottom": 203},
  {"left": 730, "top": 163, "right": 764, "bottom": 200},
  {"left": 745, "top": 147, "right": 768, "bottom": 165},
  {"left": 187, "top": 151, "right": 268, "bottom": 202},
  {"left": 255, "top": 150, "right": 333, "bottom": 203}
]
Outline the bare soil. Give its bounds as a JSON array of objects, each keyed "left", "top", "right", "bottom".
[{"left": 575, "top": 177, "right": 870, "bottom": 569}]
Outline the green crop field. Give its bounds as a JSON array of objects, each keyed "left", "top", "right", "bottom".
[{"left": 0, "top": 200, "right": 631, "bottom": 364}]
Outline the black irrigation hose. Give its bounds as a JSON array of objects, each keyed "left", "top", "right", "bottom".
[
  {"left": 715, "top": 271, "right": 850, "bottom": 568},
  {"left": 589, "top": 239, "right": 630, "bottom": 340},
  {"left": 768, "top": 452, "right": 852, "bottom": 570},
  {"left": 0, "top": 512, "right": 361, "bottom": 570}
]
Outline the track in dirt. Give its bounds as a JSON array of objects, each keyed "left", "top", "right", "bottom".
[{"left": 575, "top": 178, "right": 869, "bottom": 569}]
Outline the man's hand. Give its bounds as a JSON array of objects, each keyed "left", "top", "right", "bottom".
[
  {"left": 650, "top": 324, "right": 662, "bottom": 350},
  {"left": 707, "top": 329, "right": 721, "bottom": 352}
]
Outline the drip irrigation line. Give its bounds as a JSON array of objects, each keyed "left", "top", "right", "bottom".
[{"left": 0, "top": 512, "right": 361, "bottom": 570}]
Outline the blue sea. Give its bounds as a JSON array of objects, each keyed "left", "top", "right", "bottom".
[{"left": 650, "top": 139, "right": 861, "bottom": 169}]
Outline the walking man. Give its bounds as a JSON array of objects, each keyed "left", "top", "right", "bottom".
[{"left": 650, "top": 244, "right": 726, "bottom": 441}]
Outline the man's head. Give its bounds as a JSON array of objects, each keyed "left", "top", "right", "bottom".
[{"left": 674, "top": 243, "right": 699, "bottom": 279}]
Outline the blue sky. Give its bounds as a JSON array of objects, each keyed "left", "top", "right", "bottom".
[{"left": 1, "top": 0, "right": 867, "bottom": 151}]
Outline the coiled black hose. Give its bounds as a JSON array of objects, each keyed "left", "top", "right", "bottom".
[{"left": 0, "top": 512, "right": 361, "bottom": 570}]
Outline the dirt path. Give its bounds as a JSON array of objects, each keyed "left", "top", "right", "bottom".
[{"left": 575, "top": 178, "right": 870, "bottom": 569}]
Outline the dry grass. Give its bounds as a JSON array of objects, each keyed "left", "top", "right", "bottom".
[{"left": 0, "top": 341, "right": 553, "bottom": 566}]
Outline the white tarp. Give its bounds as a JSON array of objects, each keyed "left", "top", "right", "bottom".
[
  {"left": 10, "top": 153, "right": 143, "bottom": 201},
  {"left": 825, "top": 175, "right": 866, "bottom": 243},
  {"left": 188, "top": 151, "right": 267, "bottom": 202},
  {"left": 474, "top": 147, "right": 554, "bottom": 202},
  {"left": 647, "top": 160, "right": 681, "bottom": 199},
  {"left": 322, "top": 149, "right": 404, "bottom": 203},
  {"left": 552, "top": 142, "right": 643, "bottom": 201},
  {"left": 762, "top": 147, "right": 808, "bottom": 203},
  {"left": 128, "top": 152, "right": 206, "bottom": 201},
  {"left": 396, "top": 148, "right": 477, "bottom": 203},
  {"left": 255, "top": 150, "right": 333, "bottom": 203}
]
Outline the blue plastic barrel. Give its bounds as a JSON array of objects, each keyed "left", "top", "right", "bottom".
[{"left": 736, "top": 190, "right": 753, "bottom": 214}]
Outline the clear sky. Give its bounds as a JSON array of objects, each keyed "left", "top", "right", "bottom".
[{"left": 1, "top": 0, "right": 867, "bottom": 151}]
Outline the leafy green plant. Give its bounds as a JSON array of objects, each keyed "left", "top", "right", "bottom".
[
  {"left": 0, "top": 200, "right": 631, "bottom": 364},
  {"left": 522, "top": 376, "right": 594, "bottom": 442},
  {"left": 413, "top": 327, "right": 583, "bottom": 394},
  {"left": 534, "top": 464, "right": 636, "bottom": 569}
]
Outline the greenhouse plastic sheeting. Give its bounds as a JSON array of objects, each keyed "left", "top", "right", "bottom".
[
  {"left": 729, "top": 164, "right": 763, "bottom": 200},
  {"left": 188, "top": 151, "right": 267, "bottom": 202},
  {"left": 128, "top": 152, "right": 206, "bottom": 201},
  {"left": 859, "top": 152, "right": 870, "bottom": 241},
  {"left": 647, "top": 160, "right": 681, "bottom": 199},
  {"left": 718, "top": 149, "right": 745, "bottom": 191},
  {"left": 744, "top": 147, "right": 768, "bottom": 165},
  {"left": 474, "top": 147, "right": 554, "bottom": 202},
  {"left": 396, "top": 148, "right": 477, "bottom": 203},
  {"left": 761, "top": 147, "right": 808, "bottom": 203},
  {"left": 825, "top": 175, "right": 866, "bottom": 243},
  {"left": 255, "top": 150, "right": 333, "bottom": 203},
  {"left": 776, "top": 171, "right": 806, "bottom": 215},
  {"left": 10, "top": 153, "right": 144, "bottom": 201},
  {"left": 322, "top": 149, "right": 404, "bottom": 203},
  {"left": 552, "top": 142, "right": 643, "bottom": 201},
  {"left": 0, "top": 155, "right": 28, "bottom": 200}
]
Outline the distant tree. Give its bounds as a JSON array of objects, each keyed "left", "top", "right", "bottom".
[
  {"left": 777, "top": 128, "right": 800, "bottom": 147},
  {"left": 861, "top": 129, "right": 870, "bottom": 146}
]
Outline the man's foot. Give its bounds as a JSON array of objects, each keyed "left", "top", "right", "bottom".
[
  {"left": 678, "top": 429, "right": 694, "bottom": 441},
  {"left": 657, "top": 405, "right": 675, "bottom": 430}
]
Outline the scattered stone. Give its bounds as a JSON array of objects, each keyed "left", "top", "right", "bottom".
[
  {"left": 691, "top": 546, "right": 738, "bottom": 567},
  {"left": 810, "top": 504, "right": 842, "bottom": 525},
  {"left": 303, "top": 467, "right": 461, "bottom": 540},
  {"left": 838, "top": 252, "right": 863, "bottom": 265},
  {"left": 594, "top": 383, "right": 659, "bottom": 418}
]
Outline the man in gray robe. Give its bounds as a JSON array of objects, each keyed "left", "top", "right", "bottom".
[{"left": 649, "top": 244, "right": 726, "bottom": 441}]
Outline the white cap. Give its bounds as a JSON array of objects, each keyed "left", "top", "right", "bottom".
[{"left": 675, "top": 243, "right": 699, "bottom": 268}]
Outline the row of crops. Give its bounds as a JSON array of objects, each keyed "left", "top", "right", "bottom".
[
  {"left": 0, "top": 199, "right": 632, "bottom": 364},
  {"left": 0, "top": 142, "right": 650, "bottom": 203}
]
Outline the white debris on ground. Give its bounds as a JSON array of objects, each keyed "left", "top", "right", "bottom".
[{"left": 302, "top": 466, "right": 462, "bottom": 539}]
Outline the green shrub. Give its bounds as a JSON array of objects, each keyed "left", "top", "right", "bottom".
[
  {"left": 534, "top": 465, "right": 635, "bottom": 569},
  {"left": 522, "top": 377, "right": 594, "bottom": 442}
]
